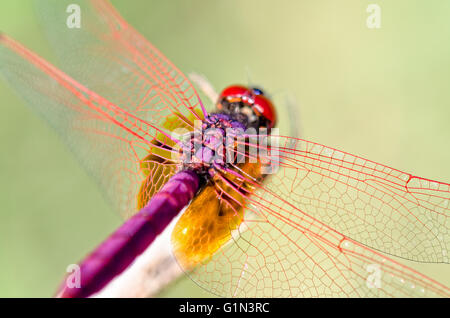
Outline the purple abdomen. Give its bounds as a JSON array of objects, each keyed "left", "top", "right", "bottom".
[{"left": 56, "top": 170, "right": 199, "bottom": 298}]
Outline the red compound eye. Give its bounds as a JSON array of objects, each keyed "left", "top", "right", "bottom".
[
  {"left": 253, "top": 95, "right": 276, "bottom": 129},
  {"left": 218, "top": 85, "right": 251, "bottom": 101},
  {"left": 218, "top": 84, "right": 277, "bottom": 129}
]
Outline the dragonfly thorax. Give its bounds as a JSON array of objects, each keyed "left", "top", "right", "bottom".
[{"left": 180, "top": 113, "right": 248, "bottom": 179}]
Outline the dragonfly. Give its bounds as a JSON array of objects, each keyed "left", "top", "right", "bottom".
[{"left": 1, "top": 0, "right": 449, "bottom": 298}]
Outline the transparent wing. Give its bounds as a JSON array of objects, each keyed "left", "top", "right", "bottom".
[
  {"left": 266, "top": 136, "right": 449, "bottom": 263},
  {"left": 0, "top": 0, "right": 209, "bottom": 219},
  {"left": 0, "top": 34, "right": 184, "bottom": 218},
  {"left": 183, "top": 135, "right": 450, "bottom": 297},
  {"left": 33, "top": 0, "right": 207, "bottom": 124}
]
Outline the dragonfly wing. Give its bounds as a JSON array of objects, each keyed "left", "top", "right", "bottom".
[
  {"left": 0, "top": 34, "right": 181, "bottom": 219},
  {"left": 137, "top": 144, "right": 179, "bottom": 211},
  {"left": 1, "top": 0, "right": 209, "bottom": 218},
  {"left": 33, "top": 0, "right": 207, "bottom": 125},
  {"left": 265, "top": 136, "right": 450, "bottom": 263},
  {"left": 183, "top": 135, "right": 449, "bottom": 297},
  {"left": 189, "top": 201, "right": 449, "bottom": 297}
]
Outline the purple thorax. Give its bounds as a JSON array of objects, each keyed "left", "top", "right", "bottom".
[{"left": 182, "top": 113, "right": 247, "bottom": 174}]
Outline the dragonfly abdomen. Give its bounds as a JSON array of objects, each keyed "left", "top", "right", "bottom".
[{"left": 56, "top": 170, "right": 200, "bottom": 298}]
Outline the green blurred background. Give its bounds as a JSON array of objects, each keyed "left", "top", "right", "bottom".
[{"left": 0, "top": 0, "right": 449, "bottom": 297}]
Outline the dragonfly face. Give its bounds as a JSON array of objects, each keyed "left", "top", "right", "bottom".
[{"left": 216, "top": 85, "right": 277, "bottom": 130}]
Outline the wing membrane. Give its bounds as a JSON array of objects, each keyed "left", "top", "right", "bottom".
[
  {"left": 268, "top": 136, "right": 449, "bottom": 263},
  {"left": 0, "top": 34, "right": 180, "bottom": 218},
  {"left": 0, "top": 0, "right": 208, "bottom": 218},
  {"left": 34, "top": 0, "right": 207, "bottom": 127}
]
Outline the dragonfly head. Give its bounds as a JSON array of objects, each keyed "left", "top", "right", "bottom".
[{"left": 217, "top": 85, "right": 277, "bottom": 130}]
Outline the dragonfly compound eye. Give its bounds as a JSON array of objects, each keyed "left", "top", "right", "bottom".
[
  {"left": 218, "top": 85, "right": 276, "bottom": 130},
  {"left": 252, "top": 94, "right": 276, "bottom": 129},
  {"left": 218, "top": 85, "right": 251, "bottom": 102}
]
